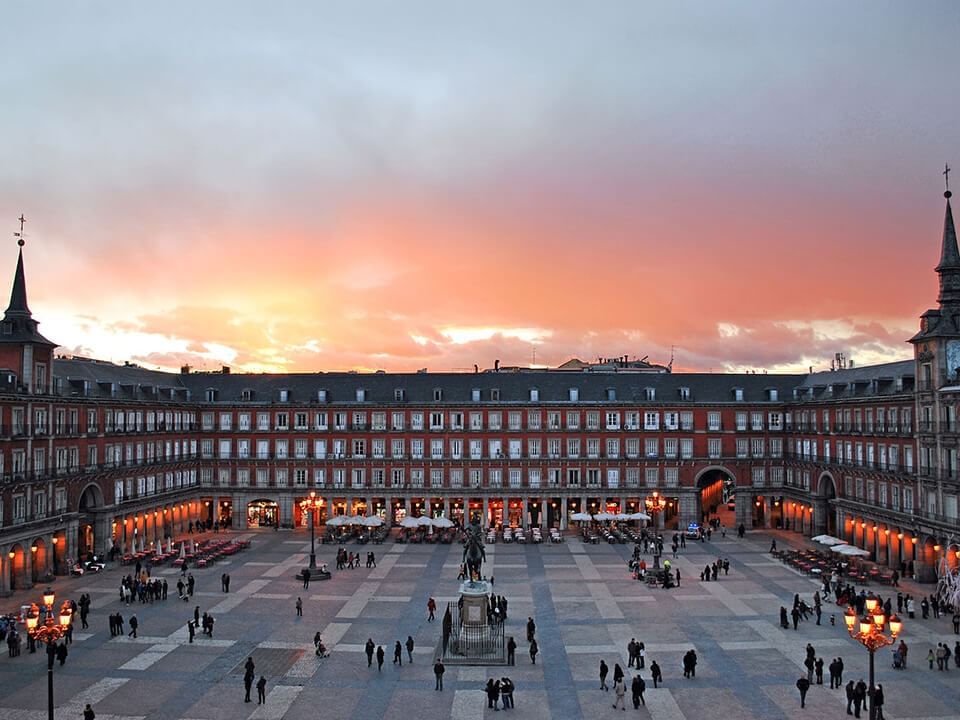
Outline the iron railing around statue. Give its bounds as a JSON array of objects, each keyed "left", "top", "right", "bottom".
[{"left": 438, "top": 601, "right": 506, "bottom": 665}]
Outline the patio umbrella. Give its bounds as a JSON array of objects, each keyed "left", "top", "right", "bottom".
[
  {"left": 179, "top": 541, "right": 186, "bottom": 559},
  {"left": 570, "top": 512, "right": 592, "bottom": 522},
  {"left": 346, "top": 515, "right": 364, "bottom": 525},
  {"left": 363, "top": 516, "right": 384, "bottom": 527},
  {"left": 326, "top": 516, "right": 348, "bottom": 527},
  {"left": 417, "top": 516, "right": 434, "bottom": 527},
  {"left": 432, "top": 517, "right": 454, "bottom": 528},
  {"left": 614, "top": 513, "right": 631, "bottom": 522},
  {"left": 838, "top": 546, "right": 871, "bottom": 557},
  {"left": 829, "top": 543, "right": 855, "bottom": 553},
  {"left": 399, "top": 516, "right": 420, "bottom": 528},
  {"left": 167, "top": 538, "right": 174, "bottom": 554},
  {"left": 812, "top": 535, "right": 845, "bottom": 545},
  {"left": 628, "top": 512, "right": 652, "bottom": 521},
  {"left": 594, "top": 512, "right": 614, "bottom": 521}
]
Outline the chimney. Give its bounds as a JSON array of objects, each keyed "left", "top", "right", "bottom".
[
  {"left": 180, "top": 365, "right": 191, "bottom": 374},
  {"left": 494, "top": 359, "right": 500, "bottom": 372},
  {"left": 474, "top": 364, "right": 479, "bottom": 374},
  {"left": 222, "top": 365, "right": 231, "bottom": 374}
]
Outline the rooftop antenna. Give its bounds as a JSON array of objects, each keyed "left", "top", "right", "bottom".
[
  {"left": 14, "top": 214, "right": 25, "bottom": 247},
  {"left": 668, "top": 345, "right": 675, "bottom": 371},
  {"left": 532, "top": 346, "right": 536, "bottom": 367}
]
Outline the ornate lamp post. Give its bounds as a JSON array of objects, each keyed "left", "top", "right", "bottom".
[
  {"left": 25, "top": 587, "right": 73, "bottom": 720},
  {"left": 645, "top": 492, "right": 667, "bottom": 569},
  {"left": 300, "top": 491, "right": 324, "bottom": 570},
  {"left": 843, "top": 596, "right": 902, "bottom": 720}
]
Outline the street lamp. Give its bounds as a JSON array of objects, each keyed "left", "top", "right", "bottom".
[
  {"left": 300, "top": 491, "right": 323, "bottom": 570},
  {"left": 26, "top": 587, "right": 73, "bottom": 720},
  {"left": 843, "top": 596, "right": 902, "bottom": 720},
  {"left": 645, "top": 492, "right": 668, "bottom": 568}
]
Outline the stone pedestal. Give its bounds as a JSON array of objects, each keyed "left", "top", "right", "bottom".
[{"left": 459, "top": 580, "right": 490, "bottom": 625}]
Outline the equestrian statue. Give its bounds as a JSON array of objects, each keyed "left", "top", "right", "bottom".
[{"left": 462, "top": 517, "right": 487, "bottom": 585}]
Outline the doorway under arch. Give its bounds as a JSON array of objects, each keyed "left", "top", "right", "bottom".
[
  {"left": 694, "top": 466, "right": 735, "bottom": 524},
  {"left": 815, "top": 472, "right": 838, "bottom": 537}
]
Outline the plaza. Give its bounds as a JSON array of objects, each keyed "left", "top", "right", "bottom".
[{"left": 1, "top": 526, "right": 958, "bottom": 720}]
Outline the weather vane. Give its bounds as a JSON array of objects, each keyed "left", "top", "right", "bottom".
[{"left": 14, "top": 214, "right": 25, "bottom": 247}]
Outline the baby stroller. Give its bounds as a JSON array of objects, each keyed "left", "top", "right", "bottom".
[{"left": 892, "top": 649, "right": 903, "bottom": 669}]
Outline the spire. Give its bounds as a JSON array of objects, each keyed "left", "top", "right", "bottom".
[
  {"left": 5, "top": 245, "right": 30, "bottom": 317},
  {"left": 936, "top": 188, "right": 958, "bottom": 273}
]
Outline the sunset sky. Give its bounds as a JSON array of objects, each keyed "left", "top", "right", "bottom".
[{"left": 2, "top": 2, "right": 959, "bottom": 375}]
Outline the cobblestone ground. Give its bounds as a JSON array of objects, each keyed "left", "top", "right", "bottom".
[{"left": 2, "top": 527, "right": 959, "bottom": 720}]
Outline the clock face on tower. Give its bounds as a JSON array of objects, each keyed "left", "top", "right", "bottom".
[{"left": 947, "top": 340, "right": 960, "bottom": 381}]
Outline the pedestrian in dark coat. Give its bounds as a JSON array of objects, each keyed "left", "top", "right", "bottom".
[
  {"left": 529, "top": 638, "right": 538, "bottom": 664},
  {"left": 256, "top": 675, "right": 266, "bottom": 704},
  {"left": 406, "top": 635, "right": 415, "bottom": 662},
  {"left": 599, "top": 660, "right": 609, "bottom": 690},
  {"left": 56, "top": 642, "right": 68, "bottom": 666},
  {"left": 393, "top": 640, "right": 403, "bottom": 665},
  {"left": 845, "top": 680, "right": 855, "bottom": 714},
  {"left": 613, "top": 662, "right": 624, "bottom": 685},
  {"left": 853, "top": 679, "right": 867, "bottom": 718},
  {"left": 376, "top": 645, "right": 385, "bottom": 671},
  {"left": 365, "top": 639, "right": 375, "bottom": 667},
  {"left": 434, "top": 659, "right": 445, "bottom": 690},
  {"left": 796, "top": 677, "right": 810, "bottom": 708},
  {"left": 187, "top": 620, "right": 195, "bottom": 643},
  {"left": 874, "top": 683, "right": 885, "bottom": 719},
  {"left": 651, "top": 661, "right": 662, "bottom": 688},
  {"left": 631, "top": 675, "right": 645, "bottom": 707},
  {"left": 243, "top": 672, "right": 253, "bottom": 703},
  {"left": 506, "top": 636, "right": 516, "bottom": 665},
  {"left": 83, "top": 703, "right": 96, "bottom": 720}
]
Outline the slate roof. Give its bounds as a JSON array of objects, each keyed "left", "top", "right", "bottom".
[{"left": 793, "top": 359, "right": 914, "bottom": 401}]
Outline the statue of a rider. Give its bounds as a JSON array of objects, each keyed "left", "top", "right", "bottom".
[{"left": 462, "top": 514, "right": 487, "bottom": 585}]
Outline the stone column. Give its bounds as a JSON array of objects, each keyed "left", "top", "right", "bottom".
[
  {"left": 679, "top": 491, "right": 699, "bottom": 530},
  {"left": 482, "top": 497, "right": 488, "bottom": 529},
  {"left": 734, "top": 493, "right": 753, "bottom": 530}
]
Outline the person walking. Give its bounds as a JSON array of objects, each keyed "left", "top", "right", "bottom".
[
  {"left": 529, "top": 638, "right": 538, "bottom": 664},
  {"left": 526, "top": 617, "right": 536, "bottom": 642},
  {"left": 815, "top": 657, "right": 824, "bottom": 684},
  {"left": 83, "top": 704, "right": 96, "bottom": 720},
  {"left": 796, "top": 676, "right": 810, "bottom": 708},
  {"left": 874, "top": 683, "right": 885, "bottom": 720},
  {"left": 243, "top": 671, "right": 254, "bottom": 703},
  {"left": 613, "top": 662, "right": 624, "bottom": 686},
  {"left": 507, "top": 636, "right": 516, "bottom": 665},
  {"left": 434, "top": 659, "right": 445, "bottom": 691},
  {"left": 393, "top": 640, "right": 403, "bottom": 666},
  {"left": 627, "top": 639, "right": 637, "bottom": 668},
  {"left": 128, "top": 615, "right": 138, "bottom": 639},
  {"left": 295, "top": 597, "right": 303, "bottom": 617},
  {"left": 599, "top": 660, "right": 609, "bottom": 691},
  {"left": 427, "top": 597, "right": 436, "bottom": 622},
  {"left": 376, "top": 645, "right": 385, "bottom": 671},
  {"left": 256, "top": 675, "right": 266, "bottom": 705},
  {"left": 845, "top": 680, "right": 855, "bottom": 714},
  {"left": 302, "top": 568, "right": 310, "bottom": 589},
  {"left": 406, "top": 635, "right": 415, "bottom": 663},
  {"left": 612, "top": 677, "right": 626, "bottom": 711},
  {"left": 365, "top": 638, "right": 375, "bottom": 667},
  {"left": 650, "top": 661, "right": 662, "bottom": 688},
  {"left": 853, "top": 679, "right": 867, "bottom": 718},
  {"left": 187, "top": 620, "right": 195, "bottom": 644},
  {"left": 631, "top": 675, "right": 645, "bottom": 708}
]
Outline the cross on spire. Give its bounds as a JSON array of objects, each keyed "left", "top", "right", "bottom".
[
  {"left": 946, "top": 164, "right": 952, "bottom": 194},
  {"left": 14, "top": 214, "right": 25, "bottom": 247}
]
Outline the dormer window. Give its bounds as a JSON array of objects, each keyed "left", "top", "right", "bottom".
[
  {"left": 679, "top": 387, "right": 690, "bottom": 401},
  {"left": 733, "top": 388, "right": 744, "bottom": 402},
  {"left": 491, "top": 388, "right": 501, "bottom": 402},
  {"left": 568, "top": 387, "right": 579, "bottom": 402},
  {"left": 605, "top": 388, "right": 616, "bottom": 401},
  {"left": 529, "top": 388, "right": 539, "bottom": 402},
  {"left": 205, "top": 388, "right": 217, "bottom": 402},
  {"left": 644, "top": 387, "right": 655, "bottom": 401},
  {"left": 433, "top": 388, "right": 443, "bottom": 401},
  {"left": 241, "top": 389, "right": 254, "bottom": 401},
  {"left": 395, "top": 388, "right": 406, "bottom": 402},
  {"left": 471, "top": 388, "right": 481, "bottom": 402},
  {"left": 356, "top": 388, "right": 367, "bottom": 402},
  {"left": 317, "top": 389, "right": 328, "bottom": 403},
  {"left": 279, "top": 389, "right": 289, "bottom": 402},
  {"left": 768, "top": 389, "right": 778, "bottom": 402}
]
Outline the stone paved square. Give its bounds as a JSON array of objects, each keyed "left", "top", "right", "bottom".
[{"left": 2, "top": 527, "right": 959, "bottom": 720}]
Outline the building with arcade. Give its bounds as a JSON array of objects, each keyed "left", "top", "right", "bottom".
[{"left": 1, "top": 190, "right": 959, "bottom": 595}]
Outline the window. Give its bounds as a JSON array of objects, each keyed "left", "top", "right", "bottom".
[
  {"left": 680, "top": 438, "right": 693, "bottom": 459},
  {"left": 411, "top": 412, "right": 424, "bottom": 430},
  {"left": 644, "top": 438, "right": 658, "bottom": 458},
  {"left": 566, "top": 412, "right": 580, "bottom": 430},
  {"left": 664, "top": 412, "right": 679, "bottom": 430},
  {"left": 472, "top": 389, "right": 481, "bottom": 402},
  {"left": 529, "top": 388, "right": 539, "bottom": 402},
  {"left": 275, "top": 412, "right": 289, "bottom": 430},
  {"left": 751, "top": 467, "right": 765, "bottom": 487},
  {"left": 508, "top": 411, "right": 522, "bottom": 430},
  {"left": 430, "top": 412, "right": 444, "bottom": 430},
  {"left": 707, "top": 412, "right": 721, "bottom": 431},
  {"left": 392, "top": 412, "right": 405, "bottom": 431},
  {"left": 355, "top": 388, "right": 366, "bottom": 402},
  {"left": 733, "top": 388, "right": 744, "bottom": 401},
  {"left": 586, "top": 412, "right": 600, "bottom": 430},
  {"left": 488, "top": 412, "right": 502, "bottom": 430},
  {"left": 644, "top": 387, "right": 655, "bottom": 401},
  {"left": 736, "top": 412, "right": 747, "bottom": 431},
  {"left": 679, "top": 387, "right": 690, "bottom": 400},
  {"left": 643, "top": 412, "right": 660, "bottom": 430},
  {"left": 664, "top": 438, "right": 678, "bottom": 458},
  {"left": 645, "top": 468, "right": 658, "bottom": 487},
  {"left": 527, "top": 411, "right": 541, "bottom": 430},
  {"left": 433, "top": 388, "right": 443, "bottom": 401},
  {"left": 708, "top": 438, "right": 722, "bottom": 459},
  {"left": 395, "top": 388, "right": 406, "bottom": 402}
]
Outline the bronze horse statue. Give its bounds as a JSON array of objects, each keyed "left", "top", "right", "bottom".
[{"left": 462, "top": 521, "right": 487, "bottom": 584}]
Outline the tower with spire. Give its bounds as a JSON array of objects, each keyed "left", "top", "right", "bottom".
[{"left": 0, "top": 217, "right": 57, "bottom": 394}]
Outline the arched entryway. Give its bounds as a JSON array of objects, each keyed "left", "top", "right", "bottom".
[
  {"left": 8, "top": 543, "right": 25, "bottom": 590},
  {"left": 814, "top": 472, "right": 838, "bottom": 537},
  {"left": 78, "top": 483, "right": 105, "bottom": 560},
  {"left": 30, "top": 538, "right": 48, "bottom": 583},
  {"left": 693, "top": 466, "right": 735, "bottom": 528}
]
